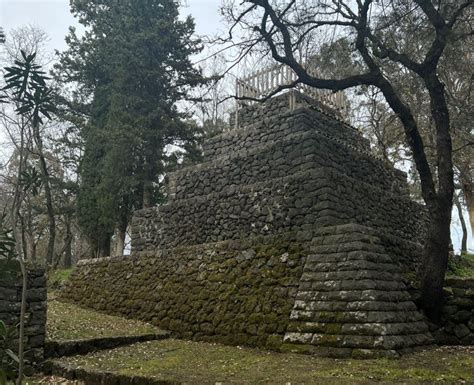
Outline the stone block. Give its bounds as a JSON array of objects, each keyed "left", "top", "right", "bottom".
[{"left": 454, "top": 324, "right": 470, "bottom": 339}]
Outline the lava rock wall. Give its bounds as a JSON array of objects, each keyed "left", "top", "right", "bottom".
[
  {"left": 62, "top": 92, "right": 432, "bottom": 357},
  {"left": 0, "top": 258, "right": 46, "bottom": 370}
]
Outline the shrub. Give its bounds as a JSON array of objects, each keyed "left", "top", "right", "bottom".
[{"left": 0, "top": 320, "right": 19, "bottom": 385}]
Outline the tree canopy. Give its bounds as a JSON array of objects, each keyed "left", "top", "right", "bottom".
[{"left": 55, "top": 0, "right": 205, "bottom": 256}]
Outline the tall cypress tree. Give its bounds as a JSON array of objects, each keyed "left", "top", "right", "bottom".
[{"left": 55, "top": 0, "right": 204, "bottom": 256}]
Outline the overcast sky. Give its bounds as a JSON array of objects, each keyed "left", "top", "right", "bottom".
[
  {"left": 0, "top": 0, "right": 224, "bottom": 55},
  {"left": 0, "top": 0, "right": 472, "bottom": 253}
]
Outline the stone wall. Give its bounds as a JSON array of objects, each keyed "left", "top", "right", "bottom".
[
  {"left": 429, "top": 278, "right": 474, "bottom": 345},
  {"left": 62, "top": 235, "right": 308, "bottom": 349},
  {"left": 0, "top": 258, "right": 47, "bottom": 370},
  {"left": 62, "top": 223, "right": 431, "bottom": 357},
  {"left": 134, "top": 169, "right": 425, "bottom": 251}
]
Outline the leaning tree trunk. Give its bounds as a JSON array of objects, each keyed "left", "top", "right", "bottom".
[
  {"left": 454, "top": 194, "right": 468, "bottom": 255},
  {"left": 376, "top": 72, "right": 454, "bottom": 321},
  {"left": 461, "top": 180, "right": 474, "bottom": 237}
]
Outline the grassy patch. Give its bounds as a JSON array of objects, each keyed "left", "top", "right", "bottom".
[
  {"left": 447, "top": 253, "right": 474, "bottom": 278},
  {"left": 47, "top": 268, "right": 73, "bottom": 290},
  {"left": 47, "top": 299, "right": 159, "bottom": 342},
  {"left": 56, "top": 340, "right": 474, "bottom": 384}
]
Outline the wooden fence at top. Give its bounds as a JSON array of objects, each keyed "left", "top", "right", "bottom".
[{"left": 235, "top": 63, "right": 349, "bottom": 125}]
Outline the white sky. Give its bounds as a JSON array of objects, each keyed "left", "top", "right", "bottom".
[
  {"left": 0, "top": 0, "right": 224, "bottom": 53},
  {"left": 0, "top": 0, "right": 472, "bottom": 253}
]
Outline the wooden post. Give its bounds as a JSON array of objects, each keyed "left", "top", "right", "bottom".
[{"left": 235, "top": 78, "right": 239, "bottom": 129}]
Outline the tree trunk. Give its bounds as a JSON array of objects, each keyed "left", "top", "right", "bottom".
[
  {"left": 375, "top": 72, "right": 454, "bottom": 321},
  {"left": 31, "top": 241, "right": 37, "bottom": 262},
  {"left": 26, "top": 207, "right": 36, "bottom": 262},
  {"left": 18, "top": 213, "right": 28, "bottom": 262},
  {"left": 419, "top": 74, "right": 454, "bottom": 322},
  {"left": 115, "top": 215, "right": 127, "bottom": 256},
  {"left": 454, "top": 194, "right": 468, "bottom": 255},
  {"left": 64, "top": 220, "right": 73, "bottom": 268},
  {"left": 10, "top": 119, "right": 27, "bottom": 385},
  {"left": 419, "top": 203, "right": 452, "bottom": 322},
  {"left": 33, "top": 124, "right": 56, "bottom": 266},
  {"left": 142, "top": 140, "right": 160, "bottom": 209},
  {"left": 142, "top": 187, "right": 153, "bottom": 208},
  {"left": 461, "top": 179, "right": 474, "bottom": 237},
  {"left": 97, "top": 234, "right": 111, "bottom": 258}
]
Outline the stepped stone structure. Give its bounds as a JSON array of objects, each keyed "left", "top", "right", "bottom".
[{"left": 62, "top": 91, "right": 433, "bottom": 358}]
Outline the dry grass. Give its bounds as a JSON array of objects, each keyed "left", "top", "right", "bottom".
[
  {"left": 55, "top": 340, "right": 474, "bottom": 384},
  {"left": 47, "top": 298, "right": 158, "bottom": 342}
]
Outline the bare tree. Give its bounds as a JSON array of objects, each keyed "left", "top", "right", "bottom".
[
  {"left": 224, "top": 0, "right": 473, "bottom": 320},
  {"left": 0, "top": 26, "right": 58, "bottom": 266}
]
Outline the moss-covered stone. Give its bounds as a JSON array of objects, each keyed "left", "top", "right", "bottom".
[{"left": 60, "top": 235, "right": 306, "bottom": 351}]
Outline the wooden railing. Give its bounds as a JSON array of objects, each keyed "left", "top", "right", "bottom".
[{"left": 235, "top": 63, "right": 349, "bottom": 121}]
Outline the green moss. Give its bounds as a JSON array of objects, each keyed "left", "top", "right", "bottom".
[
  {"left": 447, "top": 253, "right": 474, "bottom": 278},
  {"left": 279, "top": 343, "right": 316, "bottom": 354},
  {"left": 265, "top": 334, "right": 283, "bottom": 350},
  {"left": 317, "top": 334, "right": 342, "bottom": 347},
  {"left": 324, "top": 323, "right": 343, "bottom": 334},
  {"left": 247, "top": 313, "right": 263, "bottom": 324}
]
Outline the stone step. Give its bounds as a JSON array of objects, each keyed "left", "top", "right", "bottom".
[
  {"left": 44, "top": 331, "right": 170, "bottom": 358},
  {"left": 283, "top": 331, "right": 432, "bottom": 350},
  {"left": 311, "top": 231, "right": 382, "bottom": 245},
  {"left": 286, "top": 320, "right": 428, "bottom": 336},
  {"left": 304, "top": 260, "right": 402, "bottom": 273},
  {"left": 306, "top": 279, "right": 407, "bottom": 292},
  {"left": 310, "top": 242, "right": 387, "bottom": 255},
  {"left": 305, "top": 252, "right": 397, "bottom": 265},
  {"left": 288, "top": 309, "right": 425, "bottom": 324},
  {"left": 292, "top": 299, "right": 417, "bottom": 312},
  {"left": 295, "top": 289, "right": 413, "bottom": 302},
  {"left": 299, "top": 270, "right": 404, "bottom": 283}
]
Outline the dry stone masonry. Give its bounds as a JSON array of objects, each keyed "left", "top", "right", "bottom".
[
  {"left": 430, "top": 278, "right": 474, "bottom": 345},
  {"left": 62, "top": 91, "right": 433, "bottom": 357},
  {"left": 0, "top": 258, "right": 47, "bottom": 371}
]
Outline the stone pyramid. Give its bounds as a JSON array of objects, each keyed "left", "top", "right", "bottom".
[
  {"left": 62, "top": 91, "right": 432, "bottom": 357},
  {"left": 283, "top": 224, "right": 432, "bottom": 357}
]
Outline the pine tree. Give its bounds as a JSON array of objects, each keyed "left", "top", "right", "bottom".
[{"left": 55, "top": 0, "right": 204, "bottom": 256}]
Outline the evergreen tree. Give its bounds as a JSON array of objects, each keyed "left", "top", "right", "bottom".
[{"left": 55, "top": 0, "right": 204, "bottom": 256}]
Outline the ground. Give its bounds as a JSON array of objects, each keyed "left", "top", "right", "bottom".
[
  {"left": 38, "top": 291, "right": 474, "bottom": 385},
  {"left": 54, "top": 340, "right": 474, "bottom": 384},
  {"left": 47, "top": 296, "right": 158, "bottom": 341}
]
